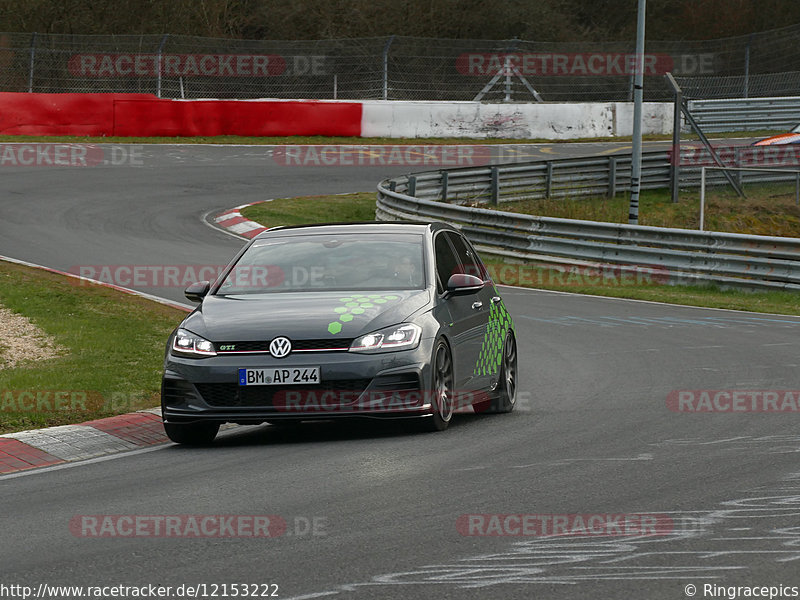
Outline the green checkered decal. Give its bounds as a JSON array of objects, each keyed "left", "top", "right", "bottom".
[
  {"left": 328, "top": 294, "right": 401, "bottom": 334},
  {"left": 474, "top": 296, "right": 513, "bottom": 377}
]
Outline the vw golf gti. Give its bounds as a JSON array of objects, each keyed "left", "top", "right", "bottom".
[{"left": 161, "top": 222, "right": 516, "bottom": 444}]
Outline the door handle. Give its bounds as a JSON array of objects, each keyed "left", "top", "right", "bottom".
[
  {"left": 472, "top": 301, "right": 483, "bottom": 310},
  {"left": 491, "top": 296, "right": 501, "bottom": 304}
]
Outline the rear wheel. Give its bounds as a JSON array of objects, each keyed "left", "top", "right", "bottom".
[
  {"left": 421, "top": 340, "right": 454, "bottom": 432},
  {"left": 163, "top": 422, "right": 220, "bottom": 445},
  {"left": 489, "top": 331, "right": 517, "bottom": 413}
]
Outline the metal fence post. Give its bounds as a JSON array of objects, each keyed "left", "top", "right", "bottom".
[
  {"left": 545, "top": 162, "right": 553, "bottom": 199},
  {"left": 441, "top": 171, "right": 449, "bottom": 203},
  {"left": 700, "top": 166, "right": 706, "bottom": 231},
  {"left": 735, "top": 148, "right": 743, "bottom": 189},
  {"left": 382, "top": 35, "right": 395, "bottom": 101},
  {"left": 504, "top": 56, "right": 512, "bottom": 102},
  {"left": 665, "top": 73, "right": 682, "bottom": 203},
  {"left": 796, "top": 172, "right": 799, "bottom": 206},
  {"left": 743, "top": 35, "right": 751, "bottom": 98},
  {"left": 27, "top": 32, "right": 37, "bottom": 93},
  {"left": 407, "top": 176, "right": 417, "bottom": 197},
  {"left": 156, "top": 34, "right": 169, "bottom": 98},
  {"left": 490, "top": 167, "right": 500, "bottom": 205},
  {"left": 608, "top": 157, "right": 617, "bottom": 198}
]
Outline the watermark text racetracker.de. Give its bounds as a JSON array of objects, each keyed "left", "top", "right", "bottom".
[
  {"left": 68, "top": 264, "right": 305, "bottom": 289},
  {"left": 672, "top": 144, "right": 800, "bottom": 168},
  {"left": 457, "top": 513, "right": 674, "bottom": 536},
  {"left": 486, "top": 262, "right": 670, "bottom": 288},
  {"left": 0, "top": 144, "right": 143, "bottom": 168},
  {"left": 69, "top": 514, "right": 327, "bottom": 538},
  {"left": 1, "top": 390, "right": 156, "bottom": 414},
  {"left": 667, "top": 390, "right": 800, "bottom": 412},
  {"left": 272, "top": 144, "right": 493, "bottom": 167}
]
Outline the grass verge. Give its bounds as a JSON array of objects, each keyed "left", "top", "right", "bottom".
[
  {"left": 241, "top": 193, "right": 800, "bottom": 316},
  {"left": 0, "top": 261, "right": 186, "bottom": 434},
  {"left": 494, "top": 184, "right": 800, "bottom": 237}
]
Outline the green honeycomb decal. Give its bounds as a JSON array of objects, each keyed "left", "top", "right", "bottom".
[
  {"left": 327, "top": 294, "right": 403, "bottom": 335},
  {"left": 474, "top": 294, "right": 513, "bottom": 377}
]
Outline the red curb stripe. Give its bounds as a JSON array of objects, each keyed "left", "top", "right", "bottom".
[
  {"left": 218, "top": 215, "right": 248, "bottom": 226},
  {"left": 82, "top": 412, "right": 169, "bottom": 447},
  {"left": 0, "top": 439, "right": 64, "bottom": 474},
  {"left": 213, "top": 201, "right": 268, "bottom": 240},
  {"left": 241, "top": 227, "right": 268, "bottom": 239}
]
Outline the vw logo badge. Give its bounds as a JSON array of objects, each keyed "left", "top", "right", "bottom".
[{"left": 269, "top": 336, "right": 292, "bottom": 358}]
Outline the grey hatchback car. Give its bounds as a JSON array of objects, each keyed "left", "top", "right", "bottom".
[{"left": 161, "top": 222, "right": 517, "bottom": 444}]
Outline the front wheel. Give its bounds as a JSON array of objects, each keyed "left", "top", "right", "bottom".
[
  {"left": 489, "top": 330, "right": 517, "bottom": 413},
  {"left": 164, "top": 421, "right": 220, "bottom": 445},
  {"left": 421, "top": 340, "right": 454, "bottom": 432}
]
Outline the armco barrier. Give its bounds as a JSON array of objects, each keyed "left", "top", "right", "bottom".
[
  {"left": 399, "top": 150, "right": 799, "bottom": 204},
  {"left": 0, "top": 93, "right": 363, "bottom": 137},
  {"left": 376, "top": 163, "right": 800, "bottom": 291},
  {"left": 686, "top": 97, "right": 800, "bottom": 133}
]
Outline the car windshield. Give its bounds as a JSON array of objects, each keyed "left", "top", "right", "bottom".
[
  {"left": 792, "top": 124, "right": 800, "bottom": 133},
  {"left": 216, "top": 232, "right": 426, "bottom": 294}
]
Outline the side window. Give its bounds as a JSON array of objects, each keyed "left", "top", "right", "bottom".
[
  {"left": 446, "top": 232, "right": 485, "bottom": 280},
  {"left": 434, "top": 233, "right": 460, "bottom": 294}
]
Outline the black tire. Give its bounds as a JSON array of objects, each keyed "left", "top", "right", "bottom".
[
  {"left": 164, "top": 422, "right": 220, "bottom": 445},
  {"left": 421, "top": 340, "right": 455, "bottom": 432},
  {"left": 489, "top": 330, "right": 517, "bottom": 413}
]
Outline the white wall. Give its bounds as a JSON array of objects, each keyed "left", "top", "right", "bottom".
[{"left": 360, "top": 101, "right": 673, "bottom": 139}]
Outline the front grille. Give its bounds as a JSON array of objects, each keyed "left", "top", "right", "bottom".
[
  {"left": 195, "top": 379, "right": 371, "bottom": 408},
  {"left": 293, "top": 339, "right": 354, "bottom": 351},
  {"left": 215, "top": 338, "right": 354, "bottom": 354}
]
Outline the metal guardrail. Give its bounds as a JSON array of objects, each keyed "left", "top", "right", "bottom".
[
  {"left": 376, "top": 155, "right": 800, "bottom": 291},
  {"left": 397, "top": 150, "right": 799, "bottom": 205},
  {"left": 686, "top": 97, "right": 800, "bottom": 133}
]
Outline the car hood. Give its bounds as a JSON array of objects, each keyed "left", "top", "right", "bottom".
[{"left": 181, "top": 289, "right": 431, "bottom": 342}]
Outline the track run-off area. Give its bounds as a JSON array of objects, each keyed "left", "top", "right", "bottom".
[{"left": 1, "top": 142, "right": 799, "bottom": 600}]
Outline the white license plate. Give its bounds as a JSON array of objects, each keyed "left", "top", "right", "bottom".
[{"left": 238, "top": 367, "right": 320, "bottom": 386}]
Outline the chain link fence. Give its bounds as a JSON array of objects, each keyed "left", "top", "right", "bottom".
[{"left": 2, "top": 26, "right": 800, "bottom": 101}]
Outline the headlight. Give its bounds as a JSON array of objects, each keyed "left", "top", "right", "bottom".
[
  {"left": 349, "top": 323, "right": 421, "bottom": 353},
  {"left": 172, "top": 328, "right": 217, "bottom": 357}
]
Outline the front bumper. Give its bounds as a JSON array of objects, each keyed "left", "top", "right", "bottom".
[{"left": 162, "top": 338, "right": 436, "bottom": 425}]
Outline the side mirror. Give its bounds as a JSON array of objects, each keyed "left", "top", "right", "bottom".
[
  {"left": 184, "top": 281, "right": 210, "bottom": 303},
  {"left": 445, "top": 273, "right": 484, "bottom": 296}
]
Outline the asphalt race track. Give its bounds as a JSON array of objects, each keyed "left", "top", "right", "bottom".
[{"left": 2, "top": 143, "right": 799, "bottom": 600}]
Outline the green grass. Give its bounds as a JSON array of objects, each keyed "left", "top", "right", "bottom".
[
  {"left": 242, "top": 193, "right": 378, "bottom": 227},
  {"left": 491, "top": 183, "right": 800, "bottom": 237},
  {"left": 0, "top": 261, "right": 187, "bottom": 434},
  {"left": 241, "top": 192, "right": 800, "bottom": 316}
]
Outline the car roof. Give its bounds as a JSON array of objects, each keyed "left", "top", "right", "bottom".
[{"left": 254, "top": 221, "right": 458, "bottom": 239}]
